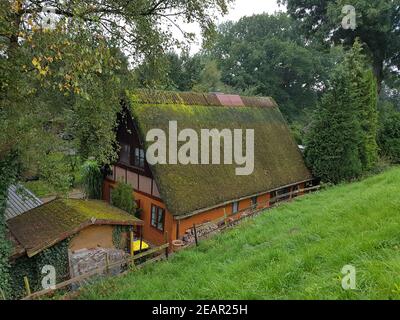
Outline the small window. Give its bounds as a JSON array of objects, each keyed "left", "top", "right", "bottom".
[
  {"left": 120, "top": 144, "right": 130, "bottom": 164},
  {"left": 134, "top": 148, "right": 145, "bottom": 168},
  {"left": 251, "top": 196, "right": 258, "bottom": 207},
  {"left": 151, "top": 205, "right": 165, "bottom": 232},
  {"left": 232, "top": 201, "right": 239, "bottom": 214}
]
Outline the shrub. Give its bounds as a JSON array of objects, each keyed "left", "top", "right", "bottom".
[
  {"left": 111, "top": 182, "right": 136, "bottom": 215},
  {"left": 378, "top": 112, "right": 400, "bottom": 163},
  {"left": 80, "top": 160, "right": 103, "bottom": 199}
]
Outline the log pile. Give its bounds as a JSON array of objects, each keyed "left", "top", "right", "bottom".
[{"left": 182, "top": 222, "right": 220, "bottom": 245}]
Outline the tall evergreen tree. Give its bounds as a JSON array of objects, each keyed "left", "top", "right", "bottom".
[
  {"left": 306, "top": 40, "right": 379, "bottom": 183},
  {"left": 344, "top": 40, "right": 379, "bottom": 171},
  {"left": 305, "top": 64, "right": 363, "bottom": 184}
]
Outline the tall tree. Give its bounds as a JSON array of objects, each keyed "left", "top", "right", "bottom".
[
  {"left": 280, "top": 0, "right": 400, "bottom": 90},
  {"left": 192, "top": 59, "right": 232, "bottom": 93},
  {"left": 306, "top": 40, "right": 380, "bottom": 182},
  {"left": 0, "top": 0, "right": 232, "bottom": 298},
  {"left": 344, "top": 40, "right": 379, "bottom": 170},
  {"left": 210, "top": 13, "right": 334, "bottom": 121},
  {"left": 305, "top": 63, "right": 363, "bottom": 184}
]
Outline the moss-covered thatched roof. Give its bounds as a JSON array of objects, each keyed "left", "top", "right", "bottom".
[
  {"left": 127, "top": 90, "right": 313, "bottom": 217},
  {"left": 7, "top": 199, "right": 143, "bottom": 257}
]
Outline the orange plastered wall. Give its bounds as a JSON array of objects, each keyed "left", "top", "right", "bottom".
[
  {"left": 134, "top": 192, "right": 174, "bottom": 246},
  {"left": 174, "top": 193, "right": 271, "bottom": 239},
  {"left": 103, "top": 180, "right": 174, "bottom": 246},
  {"left": 103, "top": 179, "right": 275, "bottom": 244}
]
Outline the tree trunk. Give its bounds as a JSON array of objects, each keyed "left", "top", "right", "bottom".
[{"left": 372, "top": 55, "right": 384, "bottom": 94}]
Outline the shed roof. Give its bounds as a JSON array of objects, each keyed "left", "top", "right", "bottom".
[
  {"left": 7, "top": 199, "right": 143, "bottom": 257},
  {"left": 5, "top": 184, "right": 43, "bottom": 221},
  {"left": 127, "top": 90, "right": 313, "bottom": 217}
]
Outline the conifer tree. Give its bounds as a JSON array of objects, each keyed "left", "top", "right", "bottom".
[
  {"left": 344, "top": 40, "right": 379, "bottom": 171},
  {"left": 306, "top": 65, "right": 363, "bottom": 183},
  {"left": 306, "top": 40, "right": 379, "bottom": 183}
]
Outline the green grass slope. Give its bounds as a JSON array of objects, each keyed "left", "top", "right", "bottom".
[{"left": 78, "top": 167, "right": 400, "bottom": 300}]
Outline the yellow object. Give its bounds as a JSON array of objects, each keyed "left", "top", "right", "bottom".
[{"left": 132, "top": 240, "right": 150, "bottom": 253}]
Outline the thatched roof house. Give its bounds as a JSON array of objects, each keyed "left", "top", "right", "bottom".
[{"left": 103, "top": 90, "right": 315, "bottom": 246}]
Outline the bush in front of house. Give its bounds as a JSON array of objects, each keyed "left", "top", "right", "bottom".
[{"left": 111, "top": 182, "right": 137, "bottom": 215}]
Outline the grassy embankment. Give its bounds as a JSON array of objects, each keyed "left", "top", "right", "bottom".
[{"left": 77, "top": 167, "right": 400, "bottom": 300}]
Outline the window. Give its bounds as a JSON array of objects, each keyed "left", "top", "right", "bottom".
[
  {"left": 232, "top": 201, "right": 239, "bottom": 214},
  {"left": 151, "top": 205, "right": 165, "bottom": 232},
  {"left": 251, "top": 196, "right": 258, "bottom": 207},
  {"left": 120, "top": 143, "right": 130, "bottom": 164},
  {"left": 134, "top": 148, "right": 145, "bottom": 168}
]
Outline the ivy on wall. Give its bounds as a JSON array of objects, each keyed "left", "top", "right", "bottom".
[
  {"left": 0, "top": 151, "right": 21, "bottom": 299},
  {"left": 9, "top": 238, "right": 71, "bottom": 299},
  {"left": 112, "top": 226, "right": 130, "bottom": 252}
]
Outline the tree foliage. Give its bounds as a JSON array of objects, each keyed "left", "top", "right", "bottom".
[
  {"left": 305, "top": 64, "right": 363, "bottom": 184},
  {"left": 1, "top": 0, "right": 232, "bottom": 297},
  {"left": 378, "top": 110, "right": 400, "bottom": 163},
  {"left": 305, "top": 41, "right": 379, "bottom": 183},
  {"left": 133, "top": 51, "right": 230, "bottom": 93},
  {"left": 80, "top": 160, "right": 103, "bottom": 200},
  {"left": 210, "top": 13, "right": 335, "bottom": 120},
  {"left": 0, "top": 151, "right": 21, "bottom": 297},
  {"left": 280, "top": 0, "right": 400, "bottom": 89},
  {"left": 192, "top": 59, "right": 232, "bottom": 93},
  {"left": 344, "top": 40, "right": 379, "bottom": 170},
  {"left": 111, "top": 182, "right": 136, "bottom": 215}
]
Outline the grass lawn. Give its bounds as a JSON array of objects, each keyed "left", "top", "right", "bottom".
[
  {"left": 23, "top": 180, "right": 57, "bottom": 198},
  {"left": 77, "top": 167, "right": 400, "bottom": 300}
]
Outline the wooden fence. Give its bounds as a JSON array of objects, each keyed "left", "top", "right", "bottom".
[
  {"left": 21, "top": 184, "right": 320, "bottom": 299},
  {"left": 22, "top": 243, "right": 169, "bottom": 300},
  {"left": 189, "top": 185, "right": 321, "bottom": 246}
]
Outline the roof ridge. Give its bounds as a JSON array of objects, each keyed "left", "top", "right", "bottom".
[{"left": 129, "top": 89, "right": 278, "bottom": 108}]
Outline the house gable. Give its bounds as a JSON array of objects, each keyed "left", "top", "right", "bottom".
[{"left": 119, "top": 90, "right": 313, "bottom": 217}]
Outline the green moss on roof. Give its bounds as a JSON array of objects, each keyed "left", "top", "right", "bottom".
[
  {"left": 130, "top": 89, "right": 277, "bottom": 108},
  {"left": 127, "top": 90, "right": 312, "bottom": 217},
  {"left": 7, "top": 199, "right": 142, "bottom": 257}
]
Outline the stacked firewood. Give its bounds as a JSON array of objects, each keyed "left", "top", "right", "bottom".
[{"left": 182, "top": 222, "right": 220, "bottom": 245}]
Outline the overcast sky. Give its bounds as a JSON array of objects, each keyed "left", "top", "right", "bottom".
[{"left": 178, "top": 0, "right": 285, "bottom": 53}]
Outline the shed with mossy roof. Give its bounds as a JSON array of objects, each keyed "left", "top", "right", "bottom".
[{"left": 7, "top": 199, "right": 143, "bottom": 258}]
